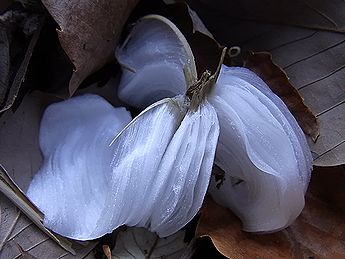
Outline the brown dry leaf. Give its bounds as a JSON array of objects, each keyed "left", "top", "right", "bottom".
[
  {"left": 242, "top": 51, "right": 319, "bottom": 141},
  {"left": 197, "top": 166, "right": 345, "bottom": 259},
  {"left": 41, "top": 0, "right": 138, "bottom": 95},
  {"left": 190, "top": 0, "right": 345, "bottom": 166},
  {"left": 0, "top": 193, "right": 95, "bottom": 258},
  {"left": 102, "top": 245, "right": 112, "bottom": 259},
  {"left": 112, "top": 227, "right": 188, "bottom": 259},
  {"left": 15, "top": 243, "right": 37, "bottom": 259},
  {"left": 198, "top": 0, "right": 345, "bottom": 32}
]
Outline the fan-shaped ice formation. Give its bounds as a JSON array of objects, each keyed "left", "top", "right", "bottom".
[
  {"left": 27, "top": 94, "right": 219, "bottom": 240},
  {"left": 208, "top": 66, "right": 312, "bottom": 232},
  {"left": 116, "top": 14, "right": 312, "bottom": 232}
]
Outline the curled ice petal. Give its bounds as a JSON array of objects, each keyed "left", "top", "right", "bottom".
[
  {"left": 149, "top": 99, "right": 219, "bottom": 236},
  {"left": 219, "top": 67, "right": 312, "bottom": 192},
  {"left": 27, "top": 94, "right": 132, "bottom": 239},
  {"left": 27, "top": 94, "right": 219, "bottom": 240},
  {"left": 208, "top": 66, "right": 312, "bottom": 232},
  {"left": 116, "top": 16, "right": 193, "bottom": 109}
]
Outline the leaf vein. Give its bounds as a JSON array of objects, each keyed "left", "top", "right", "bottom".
[
  {"left": 298, "top": 63, "right": 345, "bottom": 90},
  {"left": 284, "top": 38, "right": 345, "bottom": 69},
  {"left": 314, "top": 139, "right": 345, "bottom": 160}
]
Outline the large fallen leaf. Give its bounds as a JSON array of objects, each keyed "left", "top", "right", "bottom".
[
  {"left": 0, "top": 193, "right": 95, "bottom": 258},
  {"left": 199, "top": 0, "right": 345, "bottom": 32},
  {"left": 190, "top": 0, "right": 345, "bottom": 166},
  {"left": 41, "top": 0, "right": 138, "bottom": 95},
  {"left": 112, "top": 227, "right": 188, "bottom": 259},
  {"left": 197, "top": 166, "right": 345, "bottom": 258}
]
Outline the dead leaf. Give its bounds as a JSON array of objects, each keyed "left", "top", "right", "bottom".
[
  {"left": 15, "top": 243, "right": 37, "bottom": 259},
  {"left": 186, "top": 6, "right": 214, "bottom": 39},
  {"left": 102, "top": 245, "right": 111, "bottom": 259},
  {"left": 112, "top": 227, "right": 188, "bottom": 259},
  {"left": 197, "top": 166, "right": 345, "bottom": 258},
  {"left": 0, "top": 9, "right": 43, "bottom": 113},
  {"left": 197, "top": 0, "right": 345, "bottom": 32},
  {"left": 0, "top": 193, "right": 95, "bottom": 258},
  {"left": 41, "top": 0, "right": 138, "bottom": 95},
  {"left": 189, "top": 0, "right": 345, "bottom": 166},
  {"left": 242, "top": 51, "right": 319, "bottom": 141},
  {"left": 0, "top": 91, "right": 55, "bottom": 192}
]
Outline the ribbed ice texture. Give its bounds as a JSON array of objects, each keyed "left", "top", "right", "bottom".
[
  {"left": 27, "top": 94, "right": 219, "bottom": 240},
  {"left": 148, "top": 99, "right": 219, "bottom": 236},
  {"left": 221, "top": 67, "right": 312, "bottom": 193},
  {"left": 27, "top": 94, "right": 132, "bottom": 239},
  {"left": 117, "top": 42, "right": 312, "bottom": 231},
  {"left": 116, "top": 18, "right": 191, "bottom": 109},
  {"left": 208, "top": 66, "right": 312, "bottom": 232}
]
